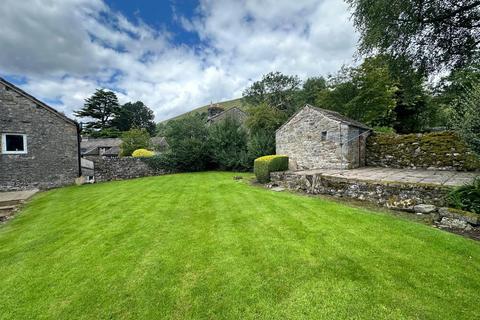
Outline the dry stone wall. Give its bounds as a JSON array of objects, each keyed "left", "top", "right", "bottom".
[
  {"left": 87, "top": 157, "right": 164, "bottom": 182},
  {"left": 270, "top": 171, "right": 450, "bottom": 210},
  {"left": 366, "top": 132, "right": 480, "bottom": 171}
]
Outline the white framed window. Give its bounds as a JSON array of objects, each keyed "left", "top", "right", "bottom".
[{"left": 1, "top": 133, "right": 27, "bottom": 154}]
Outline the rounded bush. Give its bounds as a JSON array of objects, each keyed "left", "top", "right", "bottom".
[
  {"left": 132, "top": 149, "right": 155, "bottom": 158},
  {"left": 254, "top": 155, "right": 289, "bottom": 183}
]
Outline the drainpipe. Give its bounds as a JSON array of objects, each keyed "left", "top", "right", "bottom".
[
  {"left": 339, "top": 123, "right": 343, "bottom": 169},
  {"left": 76, "top": 123, "right": 82, "bottom": 177}
]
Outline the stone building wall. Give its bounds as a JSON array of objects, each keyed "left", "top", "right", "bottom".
[
  {"left": 0, "top": 82, "right": 80, "bottom": 191},
  {"left": 88, "top": 156, "right": 164, "bottom": 182},
  {"left": 271, "top": 171, "right": 450, "bottom": 210},
  {"left": 276, "top": 106, "right": 359, "bottom": 170},
  {"left": 366, "top": 132, "right": 480, "bottom": 171}
]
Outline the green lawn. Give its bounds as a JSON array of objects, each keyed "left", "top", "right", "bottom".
[{"left": 1, "top": 172, "right": 479, "bottom": 319}]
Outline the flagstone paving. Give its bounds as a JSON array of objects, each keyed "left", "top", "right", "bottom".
[{"left": 294, "top": 167, "right": 478, "bottom": 187}]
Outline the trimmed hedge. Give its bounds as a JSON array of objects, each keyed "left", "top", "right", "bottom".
[
  {"left": 132, "top": 149, "right": 155, "bottom": 158},
  {"left": 254, "top": 155, "right": 289, "bottom": 183}
]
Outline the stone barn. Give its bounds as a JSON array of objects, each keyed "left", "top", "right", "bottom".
[
  {"left": 0, "top": 77, "right": 81, "bottom": 191},
  {"left": 276, "top": 105, "right": 370, "bottom": 170}
]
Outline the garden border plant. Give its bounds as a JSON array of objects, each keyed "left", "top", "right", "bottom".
[{"left": 254, "top": 155, "right": 289, "bottom": 183}]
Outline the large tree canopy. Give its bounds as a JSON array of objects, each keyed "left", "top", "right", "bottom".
[
  {"left": 243, "top": 71, "right": 301, "bottom": 113},
  {"left": 74, "top": 89, "right": 120, "bottom": 130},
  {"left": 347, "top": 0, "right": 480, "bottom": 73},
  {"left": 112, "top": 101, "right": 156, "bottom": 136}
]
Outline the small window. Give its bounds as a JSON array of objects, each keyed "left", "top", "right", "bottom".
[
  {"left": 321, "top": 131, "right": 328, "bottom": 141},
  {"left": 2, "top": 134, "right": 27, "bottom": 154}
]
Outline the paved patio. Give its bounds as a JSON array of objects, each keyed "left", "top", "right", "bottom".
[
  {"left": 294, "top": 167, "right": 478, "bottom": 187},
  {"left": 0, "top": 189, "right": 39, "bottom": 206}
]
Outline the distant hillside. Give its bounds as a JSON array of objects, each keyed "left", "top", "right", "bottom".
[{"left": 163, "top": 97, "right": 250, "bottom": 123}]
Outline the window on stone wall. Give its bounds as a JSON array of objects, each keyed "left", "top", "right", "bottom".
[
  {"left": 321, "top": 131, "right": 327, "bottom": 141},
  {"left": 1, "top": 133, "right": 27, "bottom": 154}
]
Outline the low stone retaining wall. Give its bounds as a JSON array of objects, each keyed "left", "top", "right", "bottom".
[
  {"left": 88, "top": 157, "right": 164, "bottom": 182},
  {"left": 366, "top": 131, "right": 480, "bottom": 171},
  {"left": 270, "top": 171, "right": 450, "bottom": 210}
]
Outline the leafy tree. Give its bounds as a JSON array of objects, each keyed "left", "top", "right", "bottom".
[
  {"left": 84, "top": 128, "right": 121, "bottom": 138},
  {"left": 120, "top": 128, "right": 151, "bottom": 156},
  {"left": 347, "top": 0, "right": 480, "bottom": 73},
  {"left": 300, "top": 76, "right": 327, "bottom": 105},
  {"left": 430, "top": 63, "right": 480, "bottom": 127},
  {"left": 348, "top": 57, "right": 398, "bottom": 126},
  {"left": 112, "top": 101, "right": 157, "bottom": 136},
  {"left": 316, "top": 68, "right": 359, "bottom": 114},
  {"left": 156, "top": 122, "right": 168, "bottom": 137},
  {"left": 245, "top": 103, "right": 288, "bottom": 134},
  {"left": 157, "top": 114, "right": 211, "bottom": 172},
  {"left": 244, "top": 103, "right": 287, "bottom": 158},
  {"left": 316, "top": 55, "right": 431, "bottom": 132},
  {"left": 316, "top": 57, "right": 398, "bottom": 127},
  {"left": 74, "top": 89, "right": 120, "bottom": 130},
  {"left": 243, "top": 71, "right": 301, "bottom": 113},
  {"left": 247, "top": 129, "right": 276, "bottom": 160},
  {"left": 386, "top": 56, "right": 431, "bottom": 133},
  {"left": 208, "top": 116, "right": 250, "bottom": 170},
  {"left": 449, "top": 80, "right": 480, "bottom": 155}
]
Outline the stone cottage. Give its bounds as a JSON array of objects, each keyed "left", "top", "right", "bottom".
[
  {"left": 276, "top": 104, "right": 370, "bottom": 170},
  {"left": 0, "top": 77, "right": 81, "bottom": 191}
]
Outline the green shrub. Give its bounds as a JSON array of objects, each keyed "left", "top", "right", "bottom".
[
  {"left": 208, "top": 116, "right": 250, "bottom": 171},
  {"left": 373, "top": 126, "right": 395, "bottom": 134},
  {"left": 153, "top": 114, "right": 211, "bottom": 172},
  {"left": 254, "top": 155, "right": 289, "bottom": 183},
  {"left": 120, "top": 129, "right": 151, "bottom": 156},
  {"left": 132, "top": 149, "right": 155, "bottom": 158},
  {"left": 247, "top": 129, "right": 276, "bottom": 162},
  {"left": 447, "top": 178, "right": 480, "bottom": 214}
]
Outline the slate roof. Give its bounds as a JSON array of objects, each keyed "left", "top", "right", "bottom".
[
  {"left": 102, "top": 146, "right": 121, "bottom": 157},
  {"left": 81, "top": 138, "right": 121, "bottom": 155},
  {"left": 0, "top": 77, "right": 78, "bottom": 127},
  {"left": 81, "top": 136, "right": 169, "bottom": 156},
  {"left": 308, "top": 105, "right": 371, "bottom": 130},
  {"left": 276, "top": 104, "right": 371, "bottom": 132}
]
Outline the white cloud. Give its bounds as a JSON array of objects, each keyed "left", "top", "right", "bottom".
[{"left": 0, "top": 0, "right": 358, "bottom": 121}]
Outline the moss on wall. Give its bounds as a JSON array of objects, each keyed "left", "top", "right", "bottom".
[{"left": 366, "top": 131, "right": 480, "bottom": 171}]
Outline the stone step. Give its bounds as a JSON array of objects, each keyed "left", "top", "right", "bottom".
[
  {"left": 0, "top": 199, "right": 22, "bottom": 207},
  {"left": 0, "top": 209, "right": 15, "bottom": 221},
  {"left": 0, "top": 205, "right": 16, "bottom": 211},
  {"left": 0, "top": 189, "right": 38, "bottom": 207}
]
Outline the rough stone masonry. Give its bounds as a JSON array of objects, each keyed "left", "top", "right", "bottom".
[{"left": 0, "top": 79, "right": 80, "bottom": 191}]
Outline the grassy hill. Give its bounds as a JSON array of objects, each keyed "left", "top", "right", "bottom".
[{"left": 164, "top": 97, "right": 250, "bottom": 122}]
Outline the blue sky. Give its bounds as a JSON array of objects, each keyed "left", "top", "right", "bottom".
[
  {"left": 0, "top": 0, "right": 358, "bottom": 121},
  {"left": 104, "top": 0, "right": 200, "bottom": 46}
]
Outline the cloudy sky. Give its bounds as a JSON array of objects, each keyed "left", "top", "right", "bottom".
[{"left": 0, "top": 0, "right": 358, "bottom": 121}]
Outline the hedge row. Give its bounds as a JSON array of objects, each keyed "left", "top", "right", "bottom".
[{"left": 254, "top": 155, "right": 289, "bottom": 183}]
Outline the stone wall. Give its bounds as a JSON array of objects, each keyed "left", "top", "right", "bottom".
[
  {"left": 0, "top": 82, "right": 80, "bottom": 191},
  {"left": 271, "top": 171, "right": 450, "bottom": 210},
  {"left": 88, "top": 156, "right": 163, "bottom": 182},
  {"left": 276, "top": 105, "right": 366, "bottom": 170},
  {"left": 366, "top": 132, "right": 480, "bottom": 171}
]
